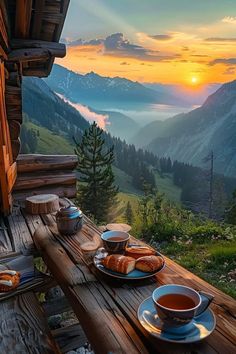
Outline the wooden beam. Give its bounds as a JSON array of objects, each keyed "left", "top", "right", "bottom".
[
  {"left": 7, "top": 71, "right": 22, "bottom": 87},
  {"left": 0, "top": 0, "right": 10, "bottom": 43},
  {"left": 8, "top": 120, "right": 21, "bottom": 140},
  {"left": 0, "top": 6, "right": 9, "bottom": 57},
  {"left": 0, "top": 60, "right": 14, "bottom": 214},
  {"left": 14, "top": 172, "right": 76, "bottom": 191},
  {"left": 8, "top": 45, "right": 66, "bottom": 62},
  {"left": 13, "top": 185, "right": 76, "bottom": 202},
  {"left": 54, "top": 0, "right": 70, "bottom": 42},
  {"left": 11, "top": 138, "right": 21, "bottom": 162},
  {"left": 17, "top": 154, "right": 78, "bottom": 173},
  {"left": 11, "top": 38, "right": 66, "bottom": 51},
  {"left": 6, "top": 162, "right": 17, "bottom": 193},
  {"left": 31, "top": 0, "right": 45, "bottom": 39},
  {"left": 15, "top": 0, "right": 32, "bottom": 38},
  {"left": 21, "top": 67, "right": 49, "bottom": 77}
]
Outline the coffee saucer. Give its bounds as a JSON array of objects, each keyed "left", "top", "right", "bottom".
[{"left": 138, "top": 297, "right": 216, "bottom": 343}]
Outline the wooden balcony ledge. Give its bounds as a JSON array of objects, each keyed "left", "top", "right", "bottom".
[
  {"left": 31, "top": 208, "right": 236, "bottom": 354},
  {"left": 0, "top": 200, "right": 236, "bottom": 353}
]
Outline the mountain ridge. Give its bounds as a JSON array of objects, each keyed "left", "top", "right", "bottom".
[
  {"left": 44, "top": 64, "right": 186, "bottom": 107},
  {"left": 142, "top": 79, "right": 236, "bottom": 177}
]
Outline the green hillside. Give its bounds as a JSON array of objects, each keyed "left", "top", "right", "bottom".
[
  {"left": 109, "top": 192, "right": 139, "bottom": 223},
  {"left": 155, "top": 171, "right": 181, "bottom": 203},
  {"left": 112, "top": 166, "right": 142, "bottom": 195},
  {"left": 25, "top": 122, "right": 74, "bottom": 154}
]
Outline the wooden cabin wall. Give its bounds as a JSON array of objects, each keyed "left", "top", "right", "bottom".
[
  {"left": 0, "top": 60, "right": 18, "bottom": 214},
  {"left": 0, "top": 1, "right": 22, "bottom": 214},
  {"left": 0, "top": 0, "right": 70, "bottom": 214}
]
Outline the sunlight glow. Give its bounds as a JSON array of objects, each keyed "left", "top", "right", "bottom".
[{"left": 191, "top": 77, "right": 198, "bottom": 84}]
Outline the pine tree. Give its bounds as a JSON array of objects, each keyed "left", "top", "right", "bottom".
[
  {"left": 225, "top": 190, "right": 236, "bottom": 224},
  {"left": 74, "top": 122, "right": 118, "bottom": 223},
  {"left": 125, "top": 201, "right": 133, "bottom": 224}
]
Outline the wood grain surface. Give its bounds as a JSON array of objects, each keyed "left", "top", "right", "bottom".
[
  {"left": 0, "top": 292, "right": 61, "bottom": 354},
  {"left": 33, "top": 218, "right": 236, "bottom": 354}
]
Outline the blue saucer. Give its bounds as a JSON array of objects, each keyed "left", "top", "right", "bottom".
[{"left": 138, "top": 297, "right": 216, "bottom": 343}]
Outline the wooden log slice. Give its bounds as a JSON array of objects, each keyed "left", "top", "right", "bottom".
[
  {"left": 26, "top": 194, "right": 59, "bottom": 214},
  {"left": 106, "top": 223, "right": 131, "bottom": 232}
]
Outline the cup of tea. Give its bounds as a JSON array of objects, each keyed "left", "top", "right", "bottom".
[
  {"left": 152, "top": 284, "right": 214, "bottom": 327},
  {"left": 101, "top": 231, "right": 130, "bottom": 253}
]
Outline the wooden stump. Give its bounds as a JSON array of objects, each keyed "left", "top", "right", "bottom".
[{"left": 26, "top": 194, "right": 59, "bottom": 214}]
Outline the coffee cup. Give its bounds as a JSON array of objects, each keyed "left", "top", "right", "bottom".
[
  {"left": 152, "top": 284, "right": 214, "bottom": 327},
  {"left": 101, "top": 231, "right": 130, "bottom": 253}
]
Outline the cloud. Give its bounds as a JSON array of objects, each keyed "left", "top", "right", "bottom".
[
  {"left": 181, "top": 46, "right": 189, "bottom": 51},
  {"left": 103, "top": 33, "right": 158, "bottom": 60},
  {"left": 148, "top": 34, "right": 172, "bottom": 41},
  {"left": 222, "top": 16, "right": 236, "bottom": 24},
  {"left": 57, "top": 94, "right": 109, "bottom": 129},
  {"left": 208, "top": 58, "right": 236, "bottom": 66},
  {"left": 66, "top": 38, "right": 103, "bottom": 46},
  {"left": 191, "top": 54, "right": 209, "bottom": 57},
  {"left": 204, "top": 37, "right": 236, "bottom": 42},
  {"left": 223, "top": 66, "right": 235, "bottom": 75},
  {"left": 66, "top": 33, "right": 179, "bottom": 62}
]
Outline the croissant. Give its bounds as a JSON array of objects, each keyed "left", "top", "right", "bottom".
[
  {"left": 0, "top": 270, "right": 20, "bottom": 292},
  {"left": 125, "top": 246, "right": 156, "bottom": 259},
  {"left": 135, "top": 256, "right": 164, "bottom": 273},
  {"left": 102, "top": 255, "right": 135, "bottom": 274}
]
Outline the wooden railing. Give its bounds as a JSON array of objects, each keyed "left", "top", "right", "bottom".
[{"left": 13, "top": 154, "right": 78, "bottom": 201}]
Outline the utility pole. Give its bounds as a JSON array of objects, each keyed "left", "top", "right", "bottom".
[
  {"left": 202, "top": 150, "right": 214, "bottom": 218},
  {"left": 209, "top": 150, "right": 214, "bottom": 218}
]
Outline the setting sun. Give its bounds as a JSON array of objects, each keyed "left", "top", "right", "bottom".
[{"left": 191, "top": 77, "right": 198, "bottom": 84}]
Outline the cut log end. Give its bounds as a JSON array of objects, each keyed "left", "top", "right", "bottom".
[{"left": 26, "top": 194, "right": 60, "bottom": 215}]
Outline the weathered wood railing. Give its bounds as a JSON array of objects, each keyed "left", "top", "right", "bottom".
[{"left": 13, "top": 154, "right": 78, "bottom": 201}]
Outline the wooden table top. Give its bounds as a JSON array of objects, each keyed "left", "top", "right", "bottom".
[{"left": 33, "top": 215, "right": 236, "bottom": 354}]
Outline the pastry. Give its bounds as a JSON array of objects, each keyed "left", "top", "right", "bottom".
[
  {"left": 0, "top": 270, "right": 20, "bottom": 292},
  {"left": 125, "top": 246, "right": 156, "bottom": 259},
  {"left": 135, "top": 255, "right": 164, "bottom": 273},
  {"left": 102, "top": 255, "right": 135, "bottom": 274}
]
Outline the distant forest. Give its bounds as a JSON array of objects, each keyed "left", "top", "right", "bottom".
[{"left": 20, "top": 113, "right": 236, "bottom": 220}]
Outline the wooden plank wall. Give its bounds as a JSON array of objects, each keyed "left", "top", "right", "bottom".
[
  {"left": 0, "top": 60, "right": 17, "bottom": 214},
  {"left": 13, "top": 154, "right": 77, "bottom": 202}
]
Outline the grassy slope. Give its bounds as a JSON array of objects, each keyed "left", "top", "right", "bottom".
[
  {"left": 161, "top": 240, "right": 236, "bottom": 298},
  {"left": 26, "top": 122, "right": 74, "bottom": 154},
  {"left": 109, "top": 192, "right": 139, "bottom": 223},
  {"left": 155, "top": 172, "right": 181, "bottom": 203}
]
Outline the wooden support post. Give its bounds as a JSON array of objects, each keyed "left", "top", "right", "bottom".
[
  {"left": 15, "top": 0, "right": 32, "bottom": 38},
  {"left": 0, "top": 60, "right": 15, "bottom": 214}
]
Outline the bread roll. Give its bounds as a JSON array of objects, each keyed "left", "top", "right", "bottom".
[
  {"left": 125, "top": 246, "right": 156, "bottom": 259},
  {"left": 135, "top": 256, "right": 164, "bottom": 273},
  {"left": 0, "top": 270, "right": 20, "bottom": 292},
  {"left": 102, "top": 255, "right": 135, "bottom": 274}
]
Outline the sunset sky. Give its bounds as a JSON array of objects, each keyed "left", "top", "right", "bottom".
[{"left": 57, "top": 0, "right": 236, "bottom": 86}]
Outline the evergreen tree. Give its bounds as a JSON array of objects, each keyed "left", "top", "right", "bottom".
[
  {"left": 125, "top": 201, "right": 133, "bottom": 224},
  {"left": 74, "top": 122, "right": 118, "bottom": 222},
  {"left": 225, "top": 190, "right": 236, "bottom": 224}
]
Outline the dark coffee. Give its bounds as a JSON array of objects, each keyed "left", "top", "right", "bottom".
[
  {"left": 157, "top": 294, "right": 196, "bottom": 310},
  {"left": 108, "top": 236, "right": 125, "bottom": 241}
]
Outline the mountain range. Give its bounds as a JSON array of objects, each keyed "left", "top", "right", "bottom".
[
  {"left": 23, "top": 65, "right": 236, "bottom": 178},
  {"left": 132, "top": 80, "right": 236, "bottom": 177},
  {"left": 44, "top": 64, "right": 186, "bottom": 107}
]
